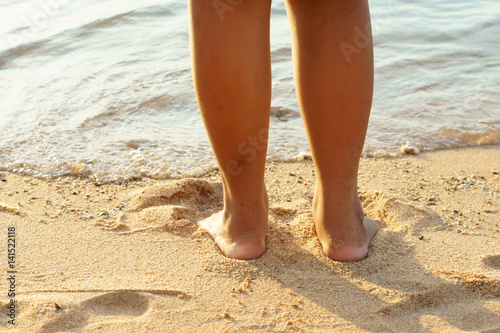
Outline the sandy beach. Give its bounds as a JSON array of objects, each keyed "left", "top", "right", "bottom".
[{"left": 1, "top": 146, "right": 499, "bottom": 332}]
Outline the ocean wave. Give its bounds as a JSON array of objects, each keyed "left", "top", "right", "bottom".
[
  {"left": 0, "top": 4, "right": 176, "bottom": 65},
  {"left": 76, "top": 5, "right": 175, "bottom": 32}
]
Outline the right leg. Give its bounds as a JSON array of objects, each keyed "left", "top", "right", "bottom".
[
  {"left": 285, "top": 0, "right": 380, "bottom": 261},
  {"left": 188, "top": 0, "right": 272, "bottom": 259}
]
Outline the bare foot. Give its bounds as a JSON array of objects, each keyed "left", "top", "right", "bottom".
[
  {"left": 316, "top": 217, "right": 380, "bottom": 262},
  {"left": 313, "top": 192, "right": 380, "bottom": 262},
  {"left": 199, "top": 210, "right": 267, "bottom": 260}
]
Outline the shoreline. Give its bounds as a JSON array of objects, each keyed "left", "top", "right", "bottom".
[
  {"left": 0, "top": 145, "right": 499, "bottom": 332},
  {"left": 2, "top": 143, "right": 500, "bottom": 184}
]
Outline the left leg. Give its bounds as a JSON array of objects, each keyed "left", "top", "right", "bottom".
[{"left": 188, "top": 0, "right": 272, "bottom": 259}]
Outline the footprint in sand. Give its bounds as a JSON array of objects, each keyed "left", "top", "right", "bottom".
[
  {"left": 95, "top": 178, "right": 222, "bottom": 236},
  {"left": 37, "top": 291, "right": 149, "bottom": 333},
  {"left": 80, "top": 291, "right": 149, "bottom": 317},
  {"left": 360, "top": 191, "right": 446, "bottom": 235},
  {"left": 483, "top": 255, "right": 500, "bottom": 270}
]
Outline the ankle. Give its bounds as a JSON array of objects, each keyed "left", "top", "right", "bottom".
[
  {"left": 223, "top": 185, "right": 269, "bottom": 214},
  {"left": 219, "top": 194, "right": 268, "bottom": 241}
]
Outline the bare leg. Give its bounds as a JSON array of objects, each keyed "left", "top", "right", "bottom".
[
  {"left": 189, "top": 0, "right": 271, "bottom": 259},
  {"left": 285, "top": 0, "right": 380, "bottom": 261}
]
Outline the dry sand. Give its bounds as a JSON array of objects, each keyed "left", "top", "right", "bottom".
[{"left": 1, "top": 146, "right": 499, "bottom": 332}]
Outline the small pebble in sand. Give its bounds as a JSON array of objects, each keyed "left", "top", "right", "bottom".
[
  {"left": 0, "top": 202, "right": 20, "bottom": 211},
  {"left": 400, "top": 143, "right": 420, "bottom": 155}
]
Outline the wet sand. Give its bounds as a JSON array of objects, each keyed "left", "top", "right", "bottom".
[{"left": 1, "top": 146, "right": 499, "bottom": 332}]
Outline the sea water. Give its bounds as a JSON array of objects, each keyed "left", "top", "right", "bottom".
[{"left": 0, "top": 0, "right": 498, "bottom": 182}]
